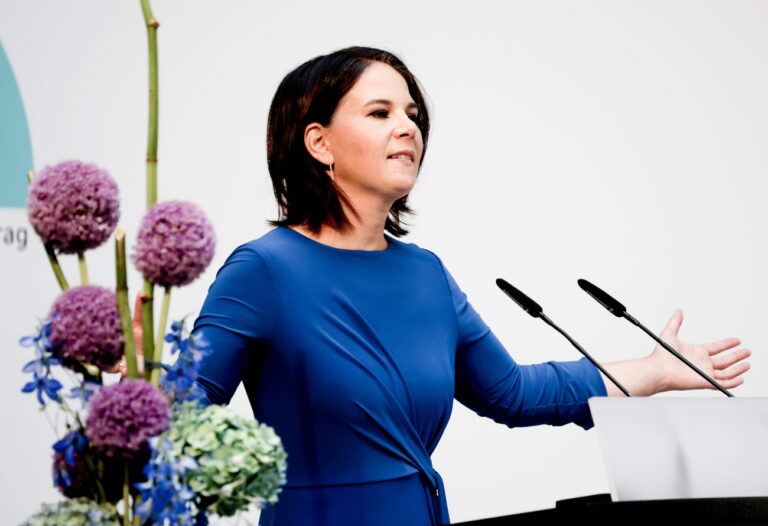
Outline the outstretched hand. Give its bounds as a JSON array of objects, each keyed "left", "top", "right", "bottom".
[{"left": 650, "top": 309, "right": 751, "bottom": 392}]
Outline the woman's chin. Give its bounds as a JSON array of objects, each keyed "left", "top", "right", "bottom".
[{"left": 388, "top": 181, "right": 416, "bottom": 201}]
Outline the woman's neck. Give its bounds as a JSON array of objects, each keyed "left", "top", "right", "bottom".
[{"left": 288, "top": 223, "right": 388, "bottom": 251}]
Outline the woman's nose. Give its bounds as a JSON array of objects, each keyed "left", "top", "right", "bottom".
[{"left": 394, "top": 113, "right": 418, "bottom": 138}]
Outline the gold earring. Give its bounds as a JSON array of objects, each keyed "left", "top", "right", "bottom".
[{"left": 328, "top": 163, "right": 335, "bottom": 181}]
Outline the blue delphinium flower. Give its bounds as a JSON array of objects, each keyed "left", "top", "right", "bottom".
[
  {"left": 68, "top": 381, "right": 102, "bottom": 408},
  {"left": 22, "top": 347, "right": 60, "bottom": 377},
  {"left": 134, "top": 436, "right": 199, "bottom": 526},
  {"left": 53, "top": 463, "right": 73, "bottom": 490},
  {"left": 22, "top": 372, "right": 63, "bottom": 406},
  {"left": 20, "top": 315, "right": 59, "bottom": 374},
  {"left": 53, "top": 430, "right": 88, "bottom": 467},
  {"left": 20, "top": 316, "right": 63, "bottom": 407},
  {"left": 160, "top": 319, "right": 211, "bottom": 403},
  {"left": 19, "top": 313, "right": 57, "bottom": 351}
]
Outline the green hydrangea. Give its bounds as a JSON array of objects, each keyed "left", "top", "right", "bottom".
[
  {"left": 162, "top": 401, "right": 288, "bottom": 517},
  {"left": 21, "top": 498, "right": 120, "bottom": 526}
]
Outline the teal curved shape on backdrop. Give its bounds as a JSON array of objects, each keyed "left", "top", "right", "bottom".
[{"left": 0, "top": 40, "right": 34, "bottom": 208}]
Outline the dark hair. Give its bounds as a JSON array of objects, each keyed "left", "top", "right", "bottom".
[{"left": 265, "top": 46, "right": 430, "bottom": 237}]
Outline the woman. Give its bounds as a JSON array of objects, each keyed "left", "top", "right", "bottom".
[{"left": 191, "top": 46, "right": 751, "bottom": 526}]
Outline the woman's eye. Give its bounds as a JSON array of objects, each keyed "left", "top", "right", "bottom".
[{"left": 370, "top": 110, "right": 418, "bottom": 122}]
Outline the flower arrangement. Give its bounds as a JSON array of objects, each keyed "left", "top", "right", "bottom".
[
  {"left": 17, "top": 1, "right": 287, "bottom": 523},
  {"left": 20, "top": 312, "right": 287, "bottom": 525}
]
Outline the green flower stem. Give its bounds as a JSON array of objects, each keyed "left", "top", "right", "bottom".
[
  {"left": 150, "top": 285, "right": 171, "bottom": 385},
  {"left": 140, "top": 0, "right": 159, "bottom": 209},
  {"left": 139, "top": 0, "right": 159, "bottom": 383},
  {"left": 123, "top": 462, "right": 130, "bottom": 526},
  {"left": 56, "top": 392, "right": 84, "bottom": 431},
  {"left": 78, "top": 251, "right": 89, "bottom": 285},
  {"left": 115, "top": 228, "right": 139, "bottom": 378},
  {"left": 141, "top": 280, "right": 155, "bottom": 382},
  {"left": 83, "top": 452, "right": 107, "bottom": 503},
  {"left": 28, "top": 172, "right": 70, "bottom": 291},
  {"left": 44, "top": 243, "right": 70, "bottom": 291},
  {"left": 132, "top": 497, "right": 142, "bottom": 526}
]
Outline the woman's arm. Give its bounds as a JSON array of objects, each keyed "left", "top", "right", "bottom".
[
  {"left": 192, "top": 242, "right": 279, "bottom": 405},
  {"left": 455, "top": 330, "right": 608, "bottom": 429},
  {"left": 600, "top": 309, "right": 751, "bottom": 397}
]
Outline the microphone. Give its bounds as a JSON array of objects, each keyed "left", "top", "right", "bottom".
[
  {"left": 577, "top": 279, "right": 733, "bottom": 397},
  {"left": 496, "top": 278, "right": 631, "bottom": 397}
]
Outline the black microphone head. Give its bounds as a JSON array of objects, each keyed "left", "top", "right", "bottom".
[
  {"left": 495, "top": 278, "right": 543, "bottom": 318},
  {"left": 577, "top": 279, "right": 627, "bottom": 317}
]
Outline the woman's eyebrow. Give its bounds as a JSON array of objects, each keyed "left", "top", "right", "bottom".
[{"left": 364, "top": 99, "right": 419, "bottom": 110}]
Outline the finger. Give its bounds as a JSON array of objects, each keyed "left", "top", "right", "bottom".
[
  {"left": 713, "top": 361, "right": 751, "bottom": 381},
  {"left": 711, "top": 375, "right": 745, "bottom": 390},
  {"left": 704, "top": 337, "right": 742, "bottom": 356},
  {"left": 660, "top": 309, "right": 683, "bottom": 339},
  {"left": 712, "top": 348, "right": 751, "bottom": 370}
]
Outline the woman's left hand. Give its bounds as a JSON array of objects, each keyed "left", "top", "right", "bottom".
[{"left": 650, "top": 309, "right": 751, "bottom": 393}]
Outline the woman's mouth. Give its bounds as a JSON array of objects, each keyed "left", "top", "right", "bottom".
[{"left": 387, "top": 152, "right": 415, "bottom": 165}]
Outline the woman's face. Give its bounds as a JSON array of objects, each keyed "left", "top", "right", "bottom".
[{"left": 321, "top": 61, "right": 424, "bottom": 204}]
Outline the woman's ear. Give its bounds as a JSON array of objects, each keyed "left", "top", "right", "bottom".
[{"left": 304, "top": 123, "right": 334, "bottom": 165}]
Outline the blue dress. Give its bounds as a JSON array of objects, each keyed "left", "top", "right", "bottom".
[{"left": 192, "top": 226, "right": 607, "bottom": 526}]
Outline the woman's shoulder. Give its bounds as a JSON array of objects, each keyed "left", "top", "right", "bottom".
[{"left": 221, "top": 228, "right": 292, "bottom": 264}]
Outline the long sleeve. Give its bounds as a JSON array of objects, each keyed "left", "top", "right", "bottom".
[
  {"left": 432, "top": 254, "right": 607, "bottom": 430},
  {"left": 192, "top": 243, "right": 279, "bottom": 405}
]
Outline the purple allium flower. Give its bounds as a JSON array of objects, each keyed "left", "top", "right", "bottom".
[
  {"left": 132, "top": 200, "right": 215, "bottom": 287},
  {"left": 27, "top": 160, "right": 120, "bottom": 254},
  {"left": 48, "top": 286, "right": 123, "bottom": 372},
  {"left": 85, "top": 379, "right": 171, "bottom": 460}
]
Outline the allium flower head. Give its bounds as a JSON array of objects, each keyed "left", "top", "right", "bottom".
[
  {"left": 48, "top": 286, "right": 123, "bottom": 371},
  {"left": 86, "top": 379, "right": 171, "bottom": 460},
  {"left": 27, "top": 160, "right": 120, "bottom": 254},
  {"left": 133, "top": 200, "right": 215, "bottom": 287}
]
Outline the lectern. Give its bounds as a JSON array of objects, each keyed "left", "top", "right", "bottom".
[{"left": 453, "top": 398, "right": 768, "bottom": 525}]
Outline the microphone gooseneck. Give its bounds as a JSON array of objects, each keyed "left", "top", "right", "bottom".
[
  {"left": 577, "top": 279, "right": 733, "bottom": 397},
  {"left": 496, "top": 278, "right": 631, "bottom": 397}
]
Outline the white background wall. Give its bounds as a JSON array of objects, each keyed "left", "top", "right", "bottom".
[{"left": 1, "top": 1, "right": 767, "bottom": 524}]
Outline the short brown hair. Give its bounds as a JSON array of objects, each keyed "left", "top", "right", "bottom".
[{"left": 265, "top": 46, "right": 430, "bottom": 237}]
